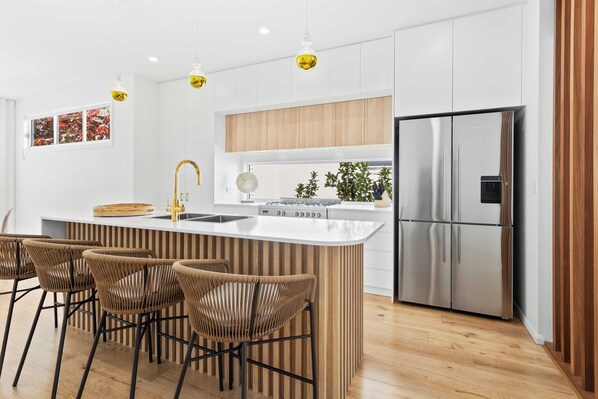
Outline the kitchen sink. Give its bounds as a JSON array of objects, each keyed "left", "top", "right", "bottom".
[
  {"left": 151, "top": 213, "right": 214, "bottom": 220},
  {"left": 188, "top": 215, "right": 251, "bottom": 223}
]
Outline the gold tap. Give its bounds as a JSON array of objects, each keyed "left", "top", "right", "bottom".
[{"left": 166, "top": 160, "right": 201, "bottom": 221}]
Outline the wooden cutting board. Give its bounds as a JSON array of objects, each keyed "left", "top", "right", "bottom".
[{"left": 93, "top": 203, "right": 155, "bottom": 217}]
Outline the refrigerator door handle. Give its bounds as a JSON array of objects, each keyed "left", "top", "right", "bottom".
[
  {"left": 441, "top": 150, "right": 446, "bottom": 221},
  {"left": 457, "top": 146, "right": 461, "bottom": 222},
  {"left": 442, "top": 224, "right": 446, "bottom": 262},
  {"left": 457, "top": 225, "right": 462, "bottom": 264}
]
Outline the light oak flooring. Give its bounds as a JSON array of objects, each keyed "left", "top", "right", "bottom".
[{"left": 0, "top": 280, "right": 577, "bottom": 398}]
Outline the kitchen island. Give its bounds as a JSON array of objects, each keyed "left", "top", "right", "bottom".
[{"left": 41, "top": 213, "right": 384, "bottom": 399}]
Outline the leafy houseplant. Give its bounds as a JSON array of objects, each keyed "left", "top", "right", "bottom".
[
  {"left": 377, "top": 167, "right": 393, "bottom": 200},
  {"left": 325, "top": 162, "right": 374, "bottom": 202},
  {"left": 295, "top": 171, "right": 320, "bottom": 199}
]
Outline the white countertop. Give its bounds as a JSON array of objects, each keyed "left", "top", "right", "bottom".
[{"left": 41, "top": 212, "right": 384, "bottom": 247}]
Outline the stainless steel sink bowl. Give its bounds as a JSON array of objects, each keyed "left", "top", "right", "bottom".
[
  {"left": 189, "top": 215, "right": 251, "bottom": 223},
  {"left": 151, "top": 213, "right": 213, "bottom": 221}
]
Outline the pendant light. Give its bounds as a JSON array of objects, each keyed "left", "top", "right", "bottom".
[
  {"left": 296, "top": 0, "right": 317, "bottom": 71},
  {"left": 188, "top": 0, "right": 207, "bottom": 89},
  {"left": 111, "top": 0, "right": 128, "bottom": 102}
]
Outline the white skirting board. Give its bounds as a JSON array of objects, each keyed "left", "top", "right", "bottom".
[
  {"left": 515, "top": 302, "right": 545, "bottom": 345},
  {"left": 364, "top": 286, "right": 392, "bottom": 297}
]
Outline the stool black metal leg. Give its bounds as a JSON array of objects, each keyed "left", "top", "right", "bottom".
[
  {"left": 174, "top": 331, "right": 196, "bottom": 399},
  {"left": 309, "top": 305, "right": 319, "bottom": 399},
  {"left": 77, "top": 311, "right": 107, "bottom": 399},
  {"left": 12, "top": 290, "right": 47, "bottom": 387},
  {"left": 240, "top": 342, "right": 248, "bottom": 399},
  {"left": 0, "top": 280, "right": 18, "bottom": 379},
  {"left": 217, "top": 342, "right": 224, "bottom": 391},
  {"left": 146, "top": 313, "right": 153, "bottom": 364},
  {"left": 155, "top": 311, "right": 161, "bottom": 364},
  {"left": 228, "top": 343, "right": 234, "bottom": 390},
  {"left": 91, "top": 290, "right": 97, "bottom": 336},
  {"left": 51, "top": 291, "right": 71, "bottom": 399},
  {"left": 129, "top": 314, "right": 144, "bottom": 399},
  {"left": 53, "top": 292, "right": 58, "bottom": 328}
]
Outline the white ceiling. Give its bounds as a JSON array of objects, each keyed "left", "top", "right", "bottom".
[{"left": 0, "top": 0, "right": 523, "bottom": 99}]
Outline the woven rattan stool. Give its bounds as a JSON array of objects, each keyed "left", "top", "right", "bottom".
[
  {"left": 0, "top": 233, "right": 55, "bottom": 380},
  {"left": 172, "top": 260, "right": 319, "bottom": 399},
  {"left": 77, "top": 248, "right": 188, "bottom": 399},
  {"left": 13, "top": 238, "right": 102, "bottom": 399}
]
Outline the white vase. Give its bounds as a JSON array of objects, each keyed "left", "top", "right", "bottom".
[{"left": 374, "top": 191, "right": 391, "bottom": 208}]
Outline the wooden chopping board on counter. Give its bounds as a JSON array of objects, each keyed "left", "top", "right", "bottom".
[{"left": 93, "top": 203, "right": 155, "bottom": 217}]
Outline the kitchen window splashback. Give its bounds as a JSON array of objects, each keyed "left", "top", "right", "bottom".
[{"left": 26, "top": 103, "right": 111, "bottom": 148}]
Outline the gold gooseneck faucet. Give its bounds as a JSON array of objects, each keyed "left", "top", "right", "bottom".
[{"left": 167, "top": 160, "right": 201, "bottom": 221}]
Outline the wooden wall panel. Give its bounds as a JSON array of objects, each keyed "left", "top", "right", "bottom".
[
  {"left": 66, "top": 222, "right": 363, "bottom": 399},
  {"left": 549, "top": 0, "right": 597, "bottom": 396}
]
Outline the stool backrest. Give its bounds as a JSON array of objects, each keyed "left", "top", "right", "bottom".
[
  {"left": 0, "top": 234, "right": 51, "bottom": 280},
  {"left": 82, "top": 248, "right": 182, "bottom": 315},
  {"left": 22, "top": 239, "right": 102, "bottom": 292},
  {"left": 173, "top": 260, "right": 317, "bottom": 343}
]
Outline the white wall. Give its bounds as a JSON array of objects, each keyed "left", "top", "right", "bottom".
[
  {"left": 515, "top": 0, "right": 554, "bottom": 344},
  {"left": 14, "top": 74, "right": 160, "bottom": 233},
  {"left": 0, "top": 99, "right": 16, "bottom": 230},
  {"left": 158, "top": 77, "right": 216, "bottom": 214}
]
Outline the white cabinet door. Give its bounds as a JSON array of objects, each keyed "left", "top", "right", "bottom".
[
  {"left": 257, "top": 58, "right": 292, "bottom": 105},
  {"left": 361, "top": 37, "right": 393, "bottom": 93},
  {"left": 234, "top": 65, "right": 258, "bottom": 108},
  {"left": 453, "top": 6, "right": 522, "bottom": 111},
  {"left": 330, "top": 44, "right": 360, "bottom": 96},
  {"left": 213, "top": 69, "right": 235, "bottom": 111},
  {"left": 394, "top": 21, "right": 453, "bottom": 117},
  {"left": 292, "top": 49, "right": 330, "bottom": 102}
]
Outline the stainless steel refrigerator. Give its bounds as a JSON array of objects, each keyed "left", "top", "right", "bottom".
[{"left": 397, "top": 111, "right": 514, "bottom": 319}]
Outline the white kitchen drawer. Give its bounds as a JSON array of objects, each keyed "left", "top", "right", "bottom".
[
  {"left": 364, "top": 231, "right": 393, "bottom": 252},
  {"left": 364, "top": 249, "right": 393, "bottom": 271},
  {"left": 364, "top": 267, "right": 393, "bottom": 292}
]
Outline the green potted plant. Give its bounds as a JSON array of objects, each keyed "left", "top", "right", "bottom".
[
  {"left": 324, "top": 162, "right": 374, "bottom": 202},
  {"left": 295, "top": 171, "right": 319, "bottom": 199}
]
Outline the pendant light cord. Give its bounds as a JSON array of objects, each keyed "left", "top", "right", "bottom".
[
  {"left": 305, "top": 0, "right": 308, "bottom": 35},
  {"left": 195, "top": 0, "right": 199, "bottom": 60},
  {"left": 116, "top": 0, "right": 121, "bottom": 75}
]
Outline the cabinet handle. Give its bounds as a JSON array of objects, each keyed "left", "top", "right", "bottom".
[
  {"left": 442, "top": 224, "right": 446, "bottom": 263},
  {"left": 186, "top": 193, "right": 190, "bottom": 202},
  {"left": 457, "top": 225, "right": 462, "bottom": 264}
]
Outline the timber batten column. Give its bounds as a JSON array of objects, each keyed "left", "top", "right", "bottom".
[{"left": 41, "top": 215, "right": 382, "bottom": 399}]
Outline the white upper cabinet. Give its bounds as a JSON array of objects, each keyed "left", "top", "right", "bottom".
[
  {"left": 234, "top": 65, "right": 258, "bottom": 108},
  {"left": 394, "top": 21, "right": 453, "bottom": 117},
  {"left": 360, "top": 37, "right": 393, "bottom": 93},
  {"left": 330, "top": 44, "right": 361, "bottom": 96},
  {"left": 257, "top": 58, "right": 292, "bottom": 105},
  {"left": 453, "top": 6, "right": 523, "bottom": 111},
  {"left": 292, "top": 49, "right": 330, "bottom": 102},
  {"left": 213, "top": 69, "right": 235, "bottom": 111}
]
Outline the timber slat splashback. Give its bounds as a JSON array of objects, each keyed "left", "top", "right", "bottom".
[{"left": 66, "top": 222, "right": 363, "bottom": 399}]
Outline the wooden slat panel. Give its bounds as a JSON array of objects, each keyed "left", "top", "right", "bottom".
[
  {"left": 299, "top": 103, "right": 336, "bottom": 148},
  {"left": 67, "top": 222, "right": 363, "bottom": 399},
  {"left": 266, "top": 107, "right": 300, "bottom": 150},
  {"left": 245, "top": 111, "right": 268, "bottom": 151}
]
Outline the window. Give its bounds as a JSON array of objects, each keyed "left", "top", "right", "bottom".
[
  {"left": 248, "top": 161, "right": 392, "bottom": 201},
  {"left": 27, "top": 104, "right": 111, "bottom": 148},
  {"left": 31, "top": 116, "right": 54, "bottom": 147}
]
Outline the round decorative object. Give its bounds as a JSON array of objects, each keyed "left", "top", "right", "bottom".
[{"left": 236, "top": 172, "right": 259, "bottom": 194}]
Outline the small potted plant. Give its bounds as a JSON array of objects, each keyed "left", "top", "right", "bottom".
[{"left": 372, "top": 182, "right": 391, "bottom": 208}]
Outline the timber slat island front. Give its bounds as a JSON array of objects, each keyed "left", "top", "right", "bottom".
[{"left": 41, "top": 214, "right": 383, "bottom": 399}]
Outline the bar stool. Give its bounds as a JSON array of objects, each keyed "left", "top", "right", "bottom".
[
  {"left": 14, "top": 238, "right": 102, "bottom": 399},
  {"left": 172, "top": 260, "right": 319, "bottom": 399},
  {"left": 0, "top": 233, "right": 55, "bottom": 380},
  {"left": 77, "top": 248, "right": 188, "bottom": 399}
]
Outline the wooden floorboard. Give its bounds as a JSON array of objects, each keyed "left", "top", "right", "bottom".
[{"left": 0, "top": 281, "right": 577, "bottom": 398}]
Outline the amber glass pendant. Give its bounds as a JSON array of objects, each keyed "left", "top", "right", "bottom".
[
  {"left": 188, "top": 60, "right": 207, "bottom": 89},
  {"left": 111, "top": 75, "right": 128, "bottom": 102}
]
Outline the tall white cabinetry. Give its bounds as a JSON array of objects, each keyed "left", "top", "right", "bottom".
[
  {"left": 453, "top": 6, "right": 523, "bottom": 111},
  {"left": 394, "top": 5, "right": 523, "bottom": 117},
  {"left": 394, "top": 21, "right": 453, "bottom": 117}
]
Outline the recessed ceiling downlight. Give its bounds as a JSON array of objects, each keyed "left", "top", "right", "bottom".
[
  {"left": 148, "top": 56, "right": 158, "bottom": 63},
  {"left": 259, "top": 27, "right": 270, "bottom": 35}
]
